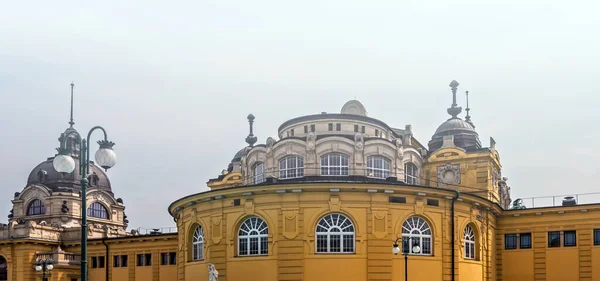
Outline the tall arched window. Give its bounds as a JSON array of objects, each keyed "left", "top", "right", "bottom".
[
  {"left": 87, "top": 202, "right": 109, "bottom": 219},
  {"left": 279, "top": 156, "right": 304, "bottom": 179},
  {"left": 316, "top": 213, "right": 355, "bottom": 253},
  {"left": 366, "top": 156, "right": 391, "bottom": 179},
  {"left": 0, "top": 255, "right": 7, "bottom": 281},
  {"left": 27, "top": 199, "right": 46, "bottom": 216},
  {"left": 192, "top": 225, "right": 205, "bottom": 261},
  {"left": 464, "top": 225, "right": 476, "bottom": 259},
  {"left": 253, "top": 162, "right": 265, "bottom": 184},
  {"left": 320, "top": 153, "right": 349, "bottom": 176},
  {"left": 404, "top": 163, "right": 418, "bottom": 185},
  {"left": 238, "top": 216, "right": 268, "bottom": 256},
  {"left": 402, "top": 216, "right": 432, "bottom": 255}
]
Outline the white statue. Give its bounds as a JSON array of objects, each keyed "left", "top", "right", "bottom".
[{"left": 208, "top": 263, "right": 219, "bottom": 281}]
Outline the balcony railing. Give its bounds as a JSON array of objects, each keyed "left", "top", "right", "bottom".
[{"left": 35, "top": 249, "right": 81, "bottom": 266}]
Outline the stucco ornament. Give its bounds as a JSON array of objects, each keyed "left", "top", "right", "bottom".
[
  {"left": 266, "top": 137, "right": 276, "bottom": 155},
  {"left": 208, "top": 263, "right": 219, "bottom": 281},
  {"left": 395, "top": 139, "right": 404, "bottom": 158},
  {"left": 306, "top": 132, "right": 316, "bottom": 152},
  {"left": 354, "top": 133, "right": 364, "bottom": 150},
  {"left": 436, "top": 163, "right": 461, "bottom": 185}
]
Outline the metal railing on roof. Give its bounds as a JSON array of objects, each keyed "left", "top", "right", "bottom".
[
  {"left": 134, "top": 227, "right": 177, "bottom": 235},
  {"left": 514, "top": 192, "right": 600, "bottom": 209}
]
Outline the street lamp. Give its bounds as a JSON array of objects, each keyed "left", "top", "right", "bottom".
[
  {"left": 392, "top": 237, "right": 421, "bottom": 281},
  {"left": 34, "top": 259, "right": 54, "bottom": 281},
  {"left": 52, "top": 126, "right": 116, "bottom": 281}
]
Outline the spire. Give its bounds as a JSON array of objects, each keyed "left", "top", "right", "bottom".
[
  {"left": 245, "top": 114, "right": 257, "bottom": 147},
  {"left": 69, "top": 82, "right": 75, "bottom": 128},
  {"left": 465, "top": 90, "right": 475, "bottom": 128},
  {"left": 446, "top": 80, "right": 462, "bottom": 119}
]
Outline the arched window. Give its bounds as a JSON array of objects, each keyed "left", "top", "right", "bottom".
[
  {"left": 279, "top": 156, "right": 304, "bottom": 179},
  {"left": 404, "top": 163, "right": 418, "bottom": 185},
  {"left": 238, "top": 216, "right": 268, "bottom": 256},
  {"left": 320, "top": 153, "right": 349, "bottom": 176},
  {"left": 316, "top": 213, "right": 355, "bottom": 253},
  {"left": 87, "top": 202, "right": 109, "bottom": 219},
  {"left": 27, "top": 199, "right": 46, "bottom": 216},
  {"left": 253, "top": 162, "right": 265, "bottom": 184},
  {"left": 366, "top": 156, "right": 391, "bottom": 179},
  {"left": 402, "top": 216, "right": 432, "bottom": 255},
  {"left": 0, "top": 255, "right": 7, "bottom": 281},
  {"left": 192, "top": 225, "right": 205, "bottom": 261},
  {"left": 464, "top": 225, "right": 476, "bottom": 259}
]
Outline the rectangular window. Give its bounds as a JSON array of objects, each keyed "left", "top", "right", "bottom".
[
  {"left": 137, "top": 254, "right": 151, "bottom": 266},
  {"left": 145, "top": 254, "right": 152, "bottom": 266},
  {"left": 290, "top": 129, "right": 294, "bottom": 136},
  {"left": 548, "top": 231, "right": 561, "bottom": 247},
  {"left": 304, "top": 125, "right": 308, "bottom": 133},
  {"left": 98, "top": 256, "right": 105, "bottom": 268},
  {"left": 426, "top": 199, "right": 439, "bottom": 206},
  {"left": 361, "top": 126, "right": 365, "bottom": 133},
  {"left": 233, "top": 199, "right": 241, "bottom": 206},
  {"left": 520, "top": 233, "right": 532, "bottom": 249},
  {"left": 114, "top": 255, "right": 120, "bottom": 267},
  {"left": 161, "top": 253, "right": 169, "bottom": 265},
  {"left": 389, "top": 196, "right": 406, "bottom": 203},
  {"left": 564, "top": 230, "right": 576, "bottom": 247},
  {"left": 328, "top": 123, "right": 333, "bottom": 131},
  {"left": 91, "top": 257, "right": 98, "bottom": 268},
  {"left": 137, "top": 254, "right": 144, "bottom": 266},
  {"left": 311, "top": 124, "right": 316, "bottom": 132},
  {"left": 170, "top": 252, "right": 177, "bottom": 265},
  {"left": 594, "top": 229, "right": 600, "bottom": 246},
  {"left": 375, "top": 129, "right": 379, "bottom": 137},
  {"left": 505, "top": 234, "right": 517, "bottom": 249},
  {"left": 354, "top": 125, "right": 359, "bottom": 132},
  {"left": 336, "top": 123, "right": 341, "bottom": 131},
  {"left": 121, "top": 255, "right": 128, "bottom": 267}
]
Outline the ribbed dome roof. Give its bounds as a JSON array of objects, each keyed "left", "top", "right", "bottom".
[
  {"left": 27, "top": 157, "right": 112, "bottom": 193},
  {"left": 434, "top": 118, "right": 476, "bottom": 135}
]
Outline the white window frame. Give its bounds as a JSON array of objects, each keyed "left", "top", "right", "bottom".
[
  {"left": 320, "top": 153, "right": 349, "bottom": 176},
  {"left": 366, "top": 156, "right": 391, "bottom": 179},
  {"left": 316, "top": 213, "right": 355, "bottom": 253},
  {"left": 238, "top": 216, "right": 269, "bottom": 256},
  {"left": 279, "top": 156, "right": 304, "bottom": 179},
  {"left": 192, "top": 225, "right": 204, "bottom": 261},
  {"left": 404, "top": 163, "right": 418, "bottom": 185},
  {"left": 253, "top": 162, "right": 265, "bottom": 184},
  {"left": 464, "top": 224, "right": 475, "bottom": 259},
  {"left": 402, "top": 216, "right": 433, "bottom": 255}
]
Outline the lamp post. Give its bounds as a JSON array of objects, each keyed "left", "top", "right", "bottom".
[
  {"left": 392, "top": 237, "right": 422, "bottom": 281},
  {"left": 52, "top": 126, "right": 117, "bottom": 281},
  {"left": 34, "top": 259, "right": 54, "bottom": 281}
]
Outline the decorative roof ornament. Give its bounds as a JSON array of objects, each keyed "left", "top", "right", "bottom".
[
  {"left": 446, "top": 80, "right": 462, "bottom": 119},
  {"left": 69, "top": 82, "right": 75, "bottom": 128},
  {"left": 245, "top": 114, "right": 257, "bottom": 147},
  {"left": 465, "top": 91, "right": 475, "bottom": 128}
]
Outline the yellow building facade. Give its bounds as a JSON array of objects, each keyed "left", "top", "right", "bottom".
[{"left": 2, "top": 81, "right": 600, "bottom": 281}]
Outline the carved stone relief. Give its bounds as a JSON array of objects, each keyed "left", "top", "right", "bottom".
[{"left": 436, "top": 163, "right": 461, "bottom": 185}]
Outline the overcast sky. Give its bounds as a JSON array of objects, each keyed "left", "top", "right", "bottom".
[{"left": 1, "top": 0, "right": 599, "bottom": 230}]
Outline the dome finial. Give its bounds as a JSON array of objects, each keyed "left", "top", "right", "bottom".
[
  {"left": 245, "top": 114, "right": 257, "bottom": 147},
  {"left": 465, "top": 90, "right": 475, "bottom": 128},
  {"left": 446, "top": 80, "right": 462, "bottom": 119},
  {"left": 69, "top": 82, "right": 75, "bottom": 128}
]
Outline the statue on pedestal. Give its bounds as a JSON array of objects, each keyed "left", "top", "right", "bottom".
[{"left": 208, "top": 263, "right": 218, "bottom": 281}]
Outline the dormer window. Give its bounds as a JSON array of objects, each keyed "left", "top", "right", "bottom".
[
  {"left": 27, "top": 199, "right": 46, "bottom": 216},
  {"left": 321, "top": 153, "right": 349, "bottom": 176},
  {"left": 37, "top": 170, "right": 47, "bottom": 183},
  {"left": 87, "top": 202, "right": 109, "bottom": 219},
  {"left": 88, "top": 173, "right": 100, "bottom": 186},
  {"left": 253, "top": 163, "right": 265, "bottom": 184}
]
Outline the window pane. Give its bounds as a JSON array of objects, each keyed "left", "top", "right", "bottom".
[
  {"left": 595, "top": 229, "right": 600, "bottom": 246},
  {"left": 564, "top": 231, "right": 576, "bottom": 247},
  {"left": 520, "top": 233, "right": 532, "bottom": 249},
  {"left": 505, "top": 234, "right": 517, "bottom": 249},
  {"left": 548, "top": 232, "right": 560, "bottom": 247}
]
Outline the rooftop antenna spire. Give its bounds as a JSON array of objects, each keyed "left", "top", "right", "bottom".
[
  {"left": 245, "top": 114, "right": 257, "bottom": 147},
  {"left": 465, "top": 90, "right": 475, "bottom": 128},
  {"left": 69, "top": 82, "right": 75, "bottom": 128},
  {"left": 446, "top": 80, "right": 462, "bottom": 119}
]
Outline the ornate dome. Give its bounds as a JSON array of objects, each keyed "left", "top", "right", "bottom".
[
  {"left": 340, "top": 100, "right": 367, "bottom": 116},
  {"left": 27, "top": 157, "right": 112, "bottom": 193},
  {"left": 434, "top": 118, "right": 476, "bottom": 135}
]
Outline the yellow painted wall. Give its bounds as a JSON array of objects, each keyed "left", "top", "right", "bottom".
[
  {"left": 227, "top": 259, "right": 278, "bottom": 281},
  {"left": 546, "top": 249, "right": 579, "bottom": 281},
  {"left": 592, "top": 247, "right": 600, "bottom": 281},
  {"left": 501, "top": 251, "right": 534, "bottom": 281},
  {"left": 184, "top": 262, "right": 208, "bottom": 281},
  {"left": 391, "top": 257, "right": 442, "bottom": 281},
  {"left": 459, "top": 261, "right": 483, "bottom": 281},
  {"left": 305, "top": 258, "right": 366, "bottom": 281}
]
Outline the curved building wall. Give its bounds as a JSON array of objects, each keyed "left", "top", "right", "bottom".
[{"left": 170, "top": 182, "right": 499, "bottom": 281}]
